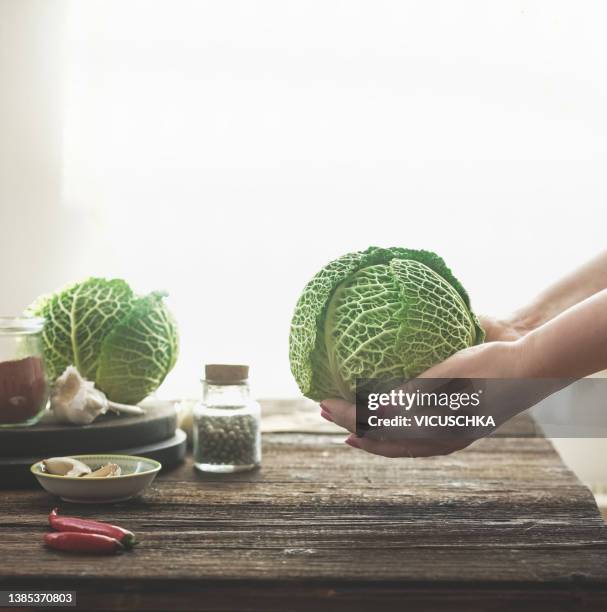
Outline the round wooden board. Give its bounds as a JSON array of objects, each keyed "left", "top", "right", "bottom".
[
  {"left": 0, "top": 401, "right": 178, "bottom": 457},
  {"left": 0, "top": 429, "right": 187, "bottom": 488}
]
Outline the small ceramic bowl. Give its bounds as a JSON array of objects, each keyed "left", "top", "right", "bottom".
[{"left": 31, "top": 454, "right": 162, "bottom": 503}]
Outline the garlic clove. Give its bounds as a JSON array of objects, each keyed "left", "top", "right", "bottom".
[
  {"left": 81, "top": 463, "right": 122, "bottom": 478},
  {"left": 51, "top": 366, "right": 109, "bottom": 425},
  {"left": 43, "top": 457, "right": 92, "bottom": 477}
]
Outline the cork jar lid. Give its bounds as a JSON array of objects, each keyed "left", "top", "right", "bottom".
[{"left": 204, "top": 364, "right": 249, "bottom": 384}]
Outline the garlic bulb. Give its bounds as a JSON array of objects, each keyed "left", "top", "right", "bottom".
[{"left": 51, "top": 366, "right": 144, "bottom": 425}]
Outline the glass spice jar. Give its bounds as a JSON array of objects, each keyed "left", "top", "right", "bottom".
[
  {"left": 193, "top": 364, "right": 261, "bottom": 473},
  {"left": 0, "top": 317, "right": 49, "bottom": 428}
]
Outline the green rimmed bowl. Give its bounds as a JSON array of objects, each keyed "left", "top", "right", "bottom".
[{"left": 31, "top": 454, "right": 162, "bottom": 503}]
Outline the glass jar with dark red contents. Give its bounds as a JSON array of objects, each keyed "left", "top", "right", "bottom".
[{"left": 0, "top": 317, "right": 49, "bottom": 427}]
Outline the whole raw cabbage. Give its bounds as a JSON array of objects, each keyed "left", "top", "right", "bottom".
[
  {"left": 289, "top": 247, "right": 485, "bottom": 401},
  {"left": 26, "top": 278, "right": 179, "bottom": 404}
]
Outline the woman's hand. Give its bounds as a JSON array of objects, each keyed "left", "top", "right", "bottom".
[
  {"left": 321, "top": 251, "right": 607, "bottom": 459},
  {"left": 321, "top": 340, "right": 530, "bottom": 458},
  {"left": 323, "top": 287, "right": 607, "bottom": 458}
]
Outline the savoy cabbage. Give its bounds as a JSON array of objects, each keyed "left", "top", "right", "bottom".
[
  {"left": 26, "top": 278, "right": 179, "bottom": 404},
  {"left": 289, "top": 247, "right": 484, "bottom": 401}
]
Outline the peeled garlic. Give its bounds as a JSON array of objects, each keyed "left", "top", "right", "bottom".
[
  {"left": 43, "top": 457, "right": 92, "bottom": 477},
  {"left": 51, "top": 366, "right": 144, "bottom": 425},
  {"left": 82, "top": 463, "right": 122, "bottom": 478}
]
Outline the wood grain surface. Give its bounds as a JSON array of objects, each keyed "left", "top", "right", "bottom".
[{"left": 0, "top": 400, "right": 606, "bottom": 611}]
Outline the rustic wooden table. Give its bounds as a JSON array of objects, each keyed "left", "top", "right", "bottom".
[{"left": 1, "top": 400, "right": 607, "bottom": 611}]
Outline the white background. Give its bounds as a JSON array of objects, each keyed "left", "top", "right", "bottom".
[
  {"left": 62, "top": 0, "right": 607, "bottom": 400},
  {"left": 1, "top": 0, "right": 606, "bottom": 416}
]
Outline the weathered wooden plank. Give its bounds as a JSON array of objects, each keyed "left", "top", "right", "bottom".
[
  {"left": 0, "top": 405, "right": 605, "bottom": 610},
  {"left": 1, "top": 541, "right": 606, "bottom": 582}
]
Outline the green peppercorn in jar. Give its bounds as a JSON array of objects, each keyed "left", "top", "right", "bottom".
[{"left": 193, "top": 364, "right": 261, "bottom": 473}]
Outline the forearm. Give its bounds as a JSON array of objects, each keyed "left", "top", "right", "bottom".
[
  {"left": 509, "top": 250, "right": 607, "bottom": 334},
  {"left": 519, "top": 288, "right": 607, "bottom": 379}
]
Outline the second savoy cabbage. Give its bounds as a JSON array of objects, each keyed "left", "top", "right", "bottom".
[
  {"left": 289, "top": 247, "right": 485, "bottom": 401},
  {"left": 26, "top": 278, "right": 179, "bottom": 405}
]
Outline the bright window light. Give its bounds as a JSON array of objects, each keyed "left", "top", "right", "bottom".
[{"left": 63, "top": 0, "right": 607, "bottom": 398}]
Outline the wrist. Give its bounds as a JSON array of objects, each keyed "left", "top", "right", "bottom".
[
  {"left": 478, "top": 340, "right": 530, "bottom": 378},
  {"left": 513, "top": 332, "right": 544, "bottom": 378},
  {"left": 504, "top": 338, "right": 533, "bottom": 378},
  {"left": 515, "top": 331, "right": 568, "bottom": 392},
  {"left": 506, "top": 305, "right": 547, "bottom": 339}
]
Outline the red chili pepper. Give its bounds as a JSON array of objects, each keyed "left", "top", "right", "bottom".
[
  {"left": 44, "top": 532, "right": 123, "bottom": 554},
  {"left": 49, "top": 508, "right": 136, "bottom": 549}
]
